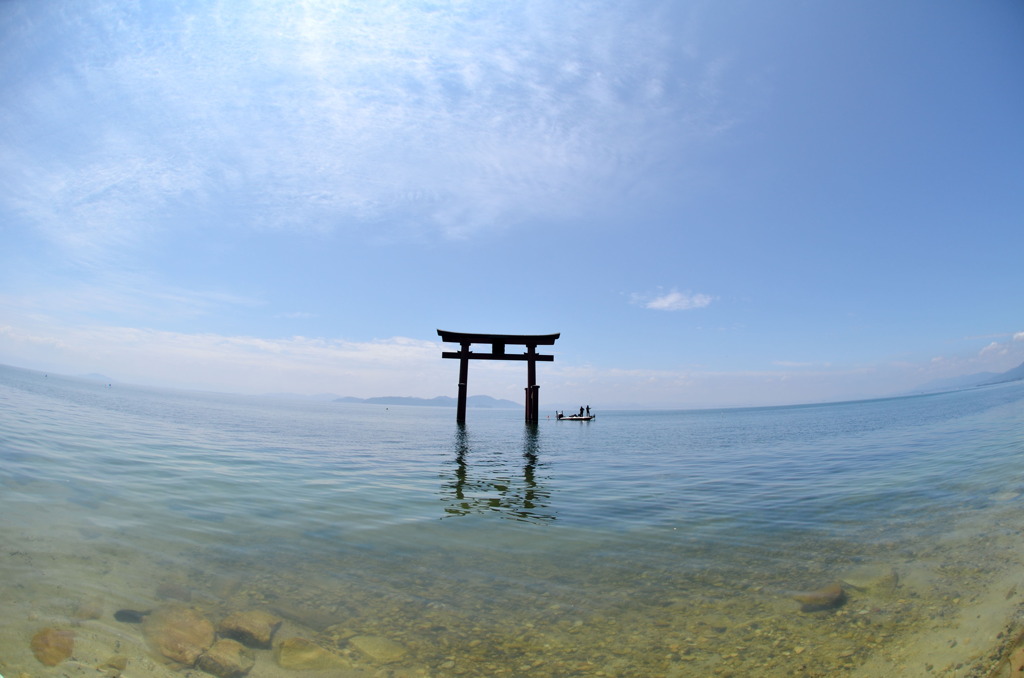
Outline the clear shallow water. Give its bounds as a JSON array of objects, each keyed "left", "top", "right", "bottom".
[{"left": 2, "top": 363, "right": 1024, "bottom": 676}]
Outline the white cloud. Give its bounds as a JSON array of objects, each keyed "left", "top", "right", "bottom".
[
  {"left": 980, "top": 341, "right": 1006, "bottom": 357},
  {"left": 917, "top": 335, "right": 1024, "bottom": 385},
  {"left": 638, "top": 289, "right": 713, "bottom": 311}
]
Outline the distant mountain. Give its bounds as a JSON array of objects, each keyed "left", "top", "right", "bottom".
[
  {"left": 981, "top": 361, "right": 1024, "bottom": 385},
  {"left": 912, "top": 372, "right": 1001, "bottom": 394},
  {"left": 334, "top": 395, "right": 520, "bottom": 409},
  {"left": 912, "top": 361, "right": 1024, "bottom": 394}
]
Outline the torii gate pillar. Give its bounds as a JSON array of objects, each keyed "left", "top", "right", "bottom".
[{"left": 438, "top": 330, "right": 559, "bottom": 424}]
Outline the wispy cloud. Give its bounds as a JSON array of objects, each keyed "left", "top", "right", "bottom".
[
  {"left": 0, "top": 320, "right": 898, "bottom": 407},
  {"left": 0, "top": 318, "right": 448, "bottom": 395},
  {"left": 3, "top": 312, "right": 1020, "bottom": 408},
  {"left": 633, "top": 288, "right": 714, "bottom": 311},
  {"left": 1, "top": 2, "right": 735, "bottom": 263},
  {"left": 0, "top": 277, "right": 262, "bottom": 328},
  {"left": 980, "top": 341, "right": 1008, "bottom": 357}
]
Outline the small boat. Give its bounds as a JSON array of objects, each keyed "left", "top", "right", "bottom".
[{"left": 556, "top": 412, "right": 595, "bottom": 421}]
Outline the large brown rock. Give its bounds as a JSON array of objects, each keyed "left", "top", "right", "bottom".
[
  {"left": 218, "top": 609, "right": 282, "bottom": 648},
  {"left": 792, "top": 582, "right": 847, "bottom": 612},
  {"left": 30, "top": 627, "right": 74, "bottom": 666},
  {"left": 1010, "top": 645, "right": 1024, "bottom": 673},
  {"left": 142, "top": 604, "right": 215, "bottom": 665},
  {"left": 198, "top": 638, "right": 255, "bottom": 678}
]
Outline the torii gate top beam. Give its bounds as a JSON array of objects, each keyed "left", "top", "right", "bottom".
[{"left": 437, "top": 330, "right": 560, "bottom": 346}]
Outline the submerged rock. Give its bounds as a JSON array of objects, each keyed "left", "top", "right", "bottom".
[
  {"left": 114, "top": 609, "right": 150, "bottom": 623},
  {"left": 142, "top": 604, "right": 215, "bottom": 665},
  {"left": 198, "top": 638, "right": 255, "bottom": 678},
  {"left": 1011, "top": 645, "right": 1024, "bottom": 673},
  {"left": 99, "top": 654, "right": 129, "bottom": 672},
  {"left": 218, "top": 609, "right": 282, "bottom": 649},
  {"left": 30, "top": 627, "right": 74, "bottom": 666},
  {"left": 73, "top": 597, "right": 104, "bottom": 621},
  {"left": 792, "top": 582, "right": 847, "bottom": 612},
  {"left": 274, "top": 637, "right": 350, "bottom": 670},
  {"left": 349, "top": 634, "right": 407, "bottom": 663}
]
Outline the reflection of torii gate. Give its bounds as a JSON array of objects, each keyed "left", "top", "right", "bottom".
[{"left": 438, "top": 330, "right": 560, "bottom": 424}]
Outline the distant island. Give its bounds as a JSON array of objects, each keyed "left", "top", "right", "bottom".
[
  {"left": 912, "top": 360, "right": 1024, "bottom": 394},
  {"left": 334, "top": 395, "right": 520, "bottom": 409}
]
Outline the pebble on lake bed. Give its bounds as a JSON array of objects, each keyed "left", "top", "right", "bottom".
[
  {"left": 73, "top": 597, "right": 104, "bottom": 620},
  {"left": 792, "top": 582, "right": 847, "bottom": 612}
]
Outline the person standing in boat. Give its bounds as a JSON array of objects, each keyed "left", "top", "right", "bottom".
[
  {"left": 579, "top": 406, "right": 585, "bottom": 416},
  {"left": 586, "top": 405, "right": 590, "bottom": 416}
]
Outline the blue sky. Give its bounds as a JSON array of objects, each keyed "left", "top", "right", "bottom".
[{"left": 1, "top": 0, "right": 1022, "bottom": 409}]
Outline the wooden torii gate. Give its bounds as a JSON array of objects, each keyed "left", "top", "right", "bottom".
[{"left": 438, "top": 330, "right": 560, "bottom": 424}]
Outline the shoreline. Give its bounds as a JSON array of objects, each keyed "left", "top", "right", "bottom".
[{"left": 852, "top": 565, "right": 1024, "bottom": 678}]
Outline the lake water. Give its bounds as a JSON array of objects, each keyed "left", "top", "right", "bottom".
[{"left": 2, "top": 363, "right": 1024, "bottom": 677}]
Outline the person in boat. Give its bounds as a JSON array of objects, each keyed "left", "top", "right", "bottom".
[
  {"left": 578, "top": 406, "right": 585, "bottom": 416},
  {"left": 586, "top": 405, "right": 590, "bottom": 416}
]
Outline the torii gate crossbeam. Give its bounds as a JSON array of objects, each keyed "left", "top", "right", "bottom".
[{"left": 438, "top": 330, "right": 560, "bottom": 424}]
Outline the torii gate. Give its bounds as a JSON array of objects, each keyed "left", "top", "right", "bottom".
[{"left": 438, "top": 330, "right": 560, "bottom": 424}]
